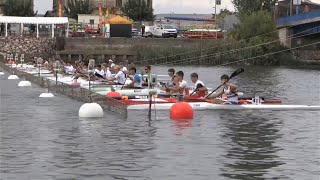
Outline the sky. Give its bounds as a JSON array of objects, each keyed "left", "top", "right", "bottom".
[{"left": 34, "top": 0, "right": 235, "bottom": 15}]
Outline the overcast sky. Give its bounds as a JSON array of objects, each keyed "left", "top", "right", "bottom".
[{"left": 34, "top": 0, "right": 235, "bottom": 14}]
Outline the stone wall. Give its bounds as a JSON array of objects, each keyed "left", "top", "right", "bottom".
[
  {"left": 0, "top": 37, "right": 56, "bottom": 61},
  {"left": 57, "top": 37, "right": 222, "bottom": 63}
]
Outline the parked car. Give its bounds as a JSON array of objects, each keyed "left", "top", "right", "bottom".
[
  {"left": 144, "top": 26, "right": 154, "bottom": 38},
  {"left": 151, "top": 25, "right": 177, "bottom": 38}
]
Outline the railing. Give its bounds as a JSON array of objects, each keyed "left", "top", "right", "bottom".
[
  {"left": 277, "top": 9, "right": 320, "bottom": 27},
  {"left": 0, "top": 61, "right": 128, "bottom": 118}
]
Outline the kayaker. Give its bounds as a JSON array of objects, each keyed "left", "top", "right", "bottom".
[
  {"left": 94, "top": 64, "right": 104, "bottom": 79},
  {"left": 124, "top": 67, "right": 142, "bottom": 88},
  {"left": 207, "top": 74, "right": 238, "bottom": 104},
  {"left": 142, "top": 65, "right": 152, "bottom": 87},
  {"left": 119, "top": 62, "right": 128, "bottom": 74},
  {"left": 167, "top": 68, "right": 176, "bottom": 87},
  {"left": 101, "top": 63, "right": 112, "bottom": 79},
  {"left": 165, "top": 71, "right": 189, "bottom": 96},
  {"left": 190, "top": 72, "right": 208, "bottom": 97},
  {"left": 107, "top": 65, "right": 126, "bottom": 85}
]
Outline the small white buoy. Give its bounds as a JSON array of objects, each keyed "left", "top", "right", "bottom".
[
  {"left": 79, "top": 103, "right": 104, "bottom": 118},
  {"left": 8, "top": 75, "right": 19, "bottom": 80},
  {"left": 18, "top": 81, "right": 32, "bottom": 87},
  {"left": 39, "top": 93, "right": 55, "bottom": 98},
  {"left": 0, "top": 72, "right": 4, "bottom": 75}
]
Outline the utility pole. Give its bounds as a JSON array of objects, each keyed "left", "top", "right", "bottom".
[
  {"left": 290, "top": 0, "right": 293, "bottom": 16},
  {"left": 215, "top": 0, "right": 221, "bottom": 39}
]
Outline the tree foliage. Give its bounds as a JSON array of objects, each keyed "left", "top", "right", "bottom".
[
  {"left": 121, "top": 0, "right": 155, "bottom": 21},
  {"left": 228, "top": 11, "right": 286, "bottom": 65},
  {"left": 216, "top": 8, "right": 233, "bottom": 20},
  {"left": 229, "top": 11, "right": 277, "bottom": 40},
  {"left": 64, "top": 0, "right": 94, "bottom": 20},
  {"left": 232, "top": 0, "right": 277, "bottom": 15},
  {"left": 4, "top": 0, "right": 37, "bottom": 16}
]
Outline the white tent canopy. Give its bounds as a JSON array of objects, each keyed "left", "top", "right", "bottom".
[
  {"left": 0, "top": 16, "right": 69, "bottom": 37},
  {"left": 0, "top": 16, "right": 69, "bottom": 24}
]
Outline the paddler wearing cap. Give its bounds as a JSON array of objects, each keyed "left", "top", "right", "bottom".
[{"left": 207, "top": 74, "right": 238, "bottom": 104}]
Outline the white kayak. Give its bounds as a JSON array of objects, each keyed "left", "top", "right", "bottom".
[
  {"left": 97, "top": 89, "right": 166, "bottom": 96},
  {"left": 128, "top": 102, "right": 320, "bottom": 110}
]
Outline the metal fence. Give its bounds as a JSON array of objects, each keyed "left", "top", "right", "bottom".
[{"left": 0, "top": 61, "right": 128, "bottom": 118}]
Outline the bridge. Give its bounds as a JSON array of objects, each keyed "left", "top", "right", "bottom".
[{"left": 276, "top": 2, "right": 320, "bottom": 50}]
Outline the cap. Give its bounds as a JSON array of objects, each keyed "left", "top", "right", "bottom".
[{"left": 109, "top": 59, "right": 113, "bottom": 62}]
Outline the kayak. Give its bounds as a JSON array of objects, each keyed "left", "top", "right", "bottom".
[{"left": 127, "top": 102, "right": 320, "bottom": 110}]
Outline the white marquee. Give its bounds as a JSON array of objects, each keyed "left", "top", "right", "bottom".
[{"left": 0, "top": 16, "right": 69, "bottom": 38}]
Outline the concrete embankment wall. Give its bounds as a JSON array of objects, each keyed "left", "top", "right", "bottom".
[
  {"left": 56, "top": 37, "right": 222, "bottom": 64},
  {"left": 0, "top": 37, "right": 56, "bottom": 62}
]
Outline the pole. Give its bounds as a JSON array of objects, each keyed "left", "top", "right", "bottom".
[
  {"left": 36, "top": 23, "right": 39, "bottom": 38},
  {"left": 290, "top": 0, "right": 293, "bottom": 16},
  {"left": 5, "top": 23, "right": 7, "bottom": 37},
  {"left": 215, "top": 3, "right": 217, "bottom": 39},
  {"left": 52, "top": 23, "right": 55, "bottom": 38}
]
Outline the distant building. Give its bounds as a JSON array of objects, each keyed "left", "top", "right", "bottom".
[
  {"left": 53, "top": 0, "right": 152, "bottom": 17},
  {"left": 155, "top": 14, "right": 215, "bottom": 29}
]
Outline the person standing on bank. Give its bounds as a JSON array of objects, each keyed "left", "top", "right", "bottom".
[{"left": 141, "top": 24, "right": 145, "bottom": 37}]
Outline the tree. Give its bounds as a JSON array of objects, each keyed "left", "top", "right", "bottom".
[
  {"left": 4, "top": 0, "right": 37, "bottom": 16},
  {"left": 121, "top": 0, "right": 155, "bottom": 21},
  {"left": 228, "top": 11, "right": 285, "bottom": 65},
  {"left": 229, "top": 11, "right": 277, "bottom": 40},
  {"left": 216, "top": 8, "right": 233, "bottom": 20},
  {"left": 232, "top": 0, "right": 277, "bottom": 15},
  {"left": 64, "top": 0, "right": 94, "bottom": 20}
]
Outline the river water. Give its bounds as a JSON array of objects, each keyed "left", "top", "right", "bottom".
[{"left": 0, "top": 66, "right": 319, "bottom": 180}]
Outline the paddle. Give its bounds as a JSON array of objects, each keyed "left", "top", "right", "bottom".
[
  {"left": 189, "top": 87, "right": 199, "bottom": 96},
  {"left": 204, "top": 68, "right": 244, "bottom": 99}
]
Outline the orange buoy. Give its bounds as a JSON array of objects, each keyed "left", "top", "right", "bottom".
[
  {"left": 106, "top": 91, "right": 121, "bottom": 98},
  {"left": 170, "top": 102, "right": 194, "bottom": 119}
]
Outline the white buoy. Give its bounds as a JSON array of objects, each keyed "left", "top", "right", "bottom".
[
  {"left": 8, "top": 75, "right": 19, "bottom": 80},
  {"left": 18, "top": 81, "right": 32, "bottom": 87},
  {"left": 79, "top": 103, "right": 104, "bottom": 118},
  {"left": 0, "top": 72, "right": 4, "bottom": 75},
  {"left": 39, "top": 93, "right": 55, "bottom": 98}
]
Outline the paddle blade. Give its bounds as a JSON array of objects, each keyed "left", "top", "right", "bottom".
[{"left": 230, "top": 68, "right": 244, "bottom": 79}]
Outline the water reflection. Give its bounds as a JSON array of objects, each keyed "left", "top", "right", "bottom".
[
  {"left": 219, "top": 111, "right": 284, "bottom": 179},
  {"left": 171, "top": 119, "right": 193, "bottom": 136}
]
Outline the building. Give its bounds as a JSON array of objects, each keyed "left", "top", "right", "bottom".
[
  {"left": 53, "top": 0, "right": 152, "bottom": 17},
  {"left": 155, "top": 14, "right": 214, "bottom": 29}
]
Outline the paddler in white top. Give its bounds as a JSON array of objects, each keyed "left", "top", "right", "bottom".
[
  {"left": 107, "top": 65, "right": 126, "bottom": 85},
  {"left": 94, "top": 64, "right": 105, "bottom": 79},
  {"left": 142, "top": 65, "right": 152, "bottom": 87},
  {"left": 167, "top": 68, "right": 176, "bottom": 87},
  {"left": 207, "top": 74, "right": 238, "bottom": 104},
  {"left": 190, "top": 72, "right": 208, "bottom": 97},
  {"left": 101, "top": 63, "right": 112, "bottom": 79},
  {"left": 165, "top": 71, "right": 189, "bottom": 95}
]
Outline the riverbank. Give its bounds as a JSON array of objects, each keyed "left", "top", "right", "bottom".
[{"left": 1, "top": 37, "right": 319, "bottom": 66}]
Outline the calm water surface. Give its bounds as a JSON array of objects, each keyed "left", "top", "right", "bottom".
[{"left": 0, "top": 66, "right": 319, "bottom": 180}]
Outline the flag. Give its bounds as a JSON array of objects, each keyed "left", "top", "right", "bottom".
[{"left": 58, "top": 0, "right": 62, "bottom": 17}]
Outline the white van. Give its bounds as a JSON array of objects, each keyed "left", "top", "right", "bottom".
[{"left": 151, "top": 25, "right": 177, "bottom": 38}]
